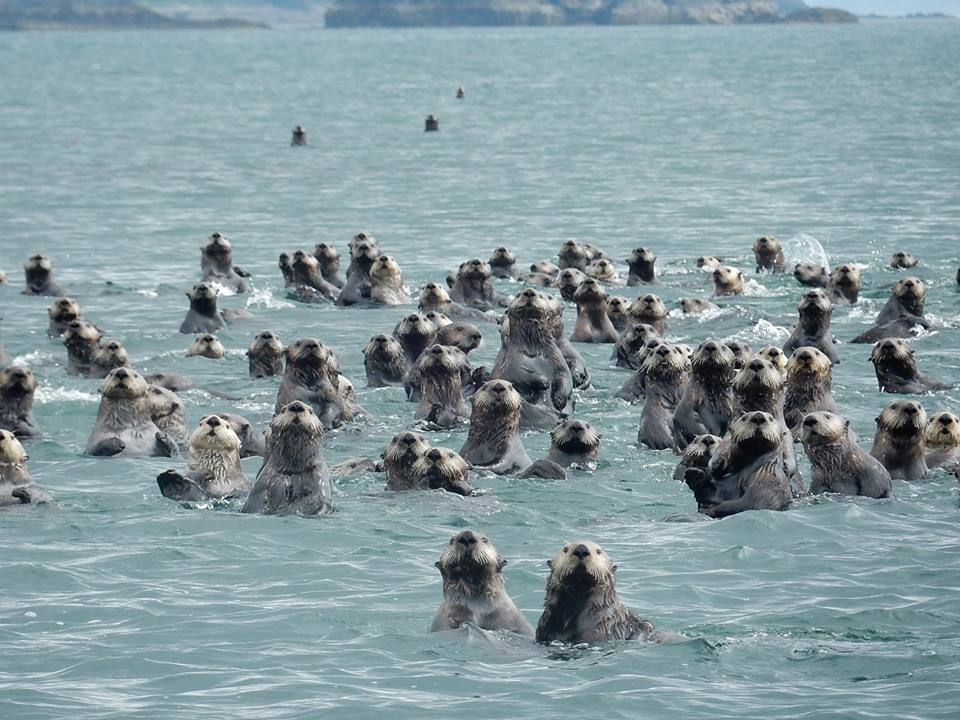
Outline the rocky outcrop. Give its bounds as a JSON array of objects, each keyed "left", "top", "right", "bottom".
[{"left": 0, "top": 1, "right": 267, "bottom": 31}]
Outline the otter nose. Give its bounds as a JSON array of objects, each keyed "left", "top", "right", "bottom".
[
  {"left": 497, "top": 247, "right": 507, "bottom": 253},
  {"left": 206, "top": 416, "right": 221, "bottom": 427},
  {"left": 406, "top": 314, "right": 420, "bottom": 322},
  {"left": 522, "top": 289, "right": 536, "bottom": 298},
  {"left": 572, "top": 544, "right": 590, "bottom": 559},
  {"left": 427, "top": 448, "right": 442, "bottom": 461},
  {"left": 289, "top": 402, "right": 305, "bottom": 413},
  {"left": 903, "top": 404, "right": 918, "bottom": 416},
  {"left": 803, "top": 416, "right": 818, "bottom": 427},
  {"left": 749, "top": 359, "right": 764, "bottom": 371},
  {"left": 401, "top": 434, "right": 416, "bottom": 445},
  {"left": 806, "top": 291, "right": 818, "bottom": 299},
  {"left": 656, "top": 345, "right": 670, "bottom": 356},
  {"left": 114, "top": 369, "right": 128, "bottom": 379},
  {"left": 751, "top": 414, "right": 767, "bottom": 425},
  {"left": 939, "top": 415, "right": 952, "bottom": 425},
  {"left": 457, "top": 532, "right": 477, "bottom": 546}
]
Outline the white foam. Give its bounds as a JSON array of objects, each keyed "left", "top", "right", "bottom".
[
  {"left": 36, "top": 387, "right": 99, "bottom": 404},
  {"left": 783, "top": 233, "right": 830, "bottom": 270},
  {"left": 726, "top": 319, "right": 791, "bottom": 346},
  {"left": 245, "top": 288, "right": 294, "bottom": 310}
]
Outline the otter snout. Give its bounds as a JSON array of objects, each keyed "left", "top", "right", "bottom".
[{"left": 572, "top": 543, "right": 591, "bottom": 559}]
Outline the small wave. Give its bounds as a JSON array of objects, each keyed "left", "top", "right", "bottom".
[
  {"left": 35, "top": 386, "right": 99, "bottom": 403},
  {"left": 135, "top": 288, "right": 159, "bottom": 298},
  {"left": 245, "top": 288, "right": 295, "bottom": 310},
  {"left": 725, "top": 319, "right": 791, "bottom": 346},
  {"left": 12, "top": 350, "right": 55, "bottom": 366},
  {"left": 741, "top": 278, "right": 780, "bottom": 297}
]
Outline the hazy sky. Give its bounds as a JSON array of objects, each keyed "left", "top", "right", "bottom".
[{"left": 827, "top": 0, "right": 959, "bottom": 12}]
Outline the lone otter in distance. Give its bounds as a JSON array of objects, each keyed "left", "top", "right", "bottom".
[
  {"left": 425, "top": 115, "right": 439, "bottom": 132},
  {"left": 291, "top": 125, "right": 307, "bottom": 146}
]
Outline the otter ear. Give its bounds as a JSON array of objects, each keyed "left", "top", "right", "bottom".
[
  {"left": 875, "top": 416, "right": 881, "bottom": 426},
  {"left": 546, "top": 559, "right": 553, "bottom": 569},
  {"left": 844, "top": 420, "right": 851, "bottom": 429},
  {"left": 497, "top": 557, "right": 507, "bottom": 571},
  {"left": 184, "top": 290, "right": 191, "bottom": 297},
  {"left": 612, "top": 565, "right": 618, "bottom": 573}
]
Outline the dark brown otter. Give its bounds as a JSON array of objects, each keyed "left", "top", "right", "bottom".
[
  {"left": 613, "top": 337, "right": 668, "bottom": 402},
  {"left": 412, "top": 344, "right": 471, "bottom": 428},
  {"left": 336, "top": 236, "right": 380, "bottom": 306},
  {"left": 0, "top": 366, "right": 39, "bottom": 438},
  {"left": 275, "top": 338, "right": 354, "bottom": 430},
  {"left": 570, "top": 279, "right": 618, "bottom": 343},
  {"left": 23, "top": 254, "right": 63, "bottom": 296},
  {"left": 782, "top": 289, "right": 839, "bottom": 364},
  {"left": 363, "top": 334, "right": 406, "bottom": 388},
  {"left": 725, "top": 340, "right": 753, "bottom": 370},
  {"left": 638, "top": 344, "right": 689, "bottom": 450},
  {"left": 393, "top": 313, "right": 438, "bottom": 370},
  {"left": 247, "top": 331, "right": 284, "bottom": 378},
  {"left": 62, "top": 320, "right": 102, "bottom": 376},
  {"left": 312, "top": 242, "right": 345, "bottom": 288},
  {"left": 870, "top": 400, "right": 928, "bottom": 480},
  {"left": 611, "top": 322, "right": 661, "bottom": 369},
  {"left": 382, "top": 431, "right": 430, "bottom": 490},
  {"left": 672, "top": 433, "right": 720, "bottom": 486},
  {"left": 783, "top": 347, "right": 838, "bottom": 434},
  {"left": 626, "top": 247, "right": 656, "bottom": 285},
  {"left": 557, "top": 240, "right": 591, "bottom": 272},
  {"left": 449, "top": 258, "right": 508, "bottom": 309},
  {"left": 489, "top": 247, "right": 519, "bottom": 279},
  {"left": 851, "top": 276, "right": 929, "bottom": 344},
  {"left": 459, "top": 379, "right": 531, "bottom": 475},
  {"left": 672, "top": 340, "right": 736, "bottom": 449},
  {"left": 753, "top": 236, "right": 787, "bottom": 273},
  {"left": 793, "top": 263, "right": 829, "bottom": 288},
  {"left": 870, "top": 338, "right": 949, "bottom": 394},
  {"left": 200, "top": 232, "right": 252, "bottom": 294},
  {"left": 289, "top": 250, "right": 339, "bottom": 302}
]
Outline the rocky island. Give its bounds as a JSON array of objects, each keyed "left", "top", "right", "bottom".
[{"left": 0, "top": 0, "right": 267, "bottom": 31}]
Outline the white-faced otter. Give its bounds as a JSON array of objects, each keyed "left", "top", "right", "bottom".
[
  {"left": 62, "top": 319, "right": 102, "bottom": 376},
  {"left": 313, "top": 242, "right": 345, "bottom": 288},
  {"left": 363, "top": 334, "right": 407, "bottom": 388},
  {"left": 418, "top": 282, "right": 485, "bottom": 321},
  {"left": 799, "top": 411, "right": 892, "bottom": 498},
  {"left": 489, "top": 247, "right": 519, "bottom": 280},
  {"left": 870, "top": 338, "right": 949, "bottom": 394},
  {"left": 890, "top": 251, "right": 918, "bottom": 269},
  {"left": 275, "top": 338, "right": 354, "bottom": 430},
  {"left": 200, "top": 232, "right": 252, "bottom": 294},
  {"left": 247, "top": 331, "right": 284, "bottom": 378},
  {"left": 793, "top": 263, "right": 829, "bottom": 287},
  {"left": 626, "top": 293, "right": 668, "bottom": 335},
  {"left": 783, "top": 347, "right": 838, "bottom": 434},
  {"left": 548, "top": 419, "right": 600, "bottom": 467},
  {"left": 186, "top": 334, "right": 225, "bottom": 360},
  {"left": 23, "top": 254, "right": 63, "bottom": 296},
  {"left": 393, "top": 313, "right": 438, "bottom": 371},
  {"left": 336, "top": 235, "right": 381, "bottom": 306},
  {"left": 753, "top": 235, "right": 786, "bottom": 273},
  {"left": 697, "top": 255, "right": 722, "bottom": 270},
  {"left": 672, "top": 433, "right": 720, "bottom": 485},
  {"left": 586, "top": 258, "right": 618, "bottom": 283},
  {"left": 86, "top": 368, "right": 177, "bottom": 458},
  {"left": 288, "top": 250, "right": 339, "bottom": 303},
  {"left": 180, "top": 282, "right": 248, "bottom": 334},
  {"left": 382, "top": 431, "right": 430, "bottom": 490},
  {"left": 680, "top": 297, "right": 718, "bottom": 315},
  {"left": 91, "top": 339, "right": 130, "bottom": 379},
  {"left": 432, "top": 530, "right": 532, "bottom": 635},
  {"left": 0, "top": 430, "right": 51, "bottom": 506},
  {"left": 712, "top": 265, "right": 745, "bottom": 296},
  {"left": 924, "top": 411, "right": 960, "bottom": 470},
  {"left": 459, "top": 379, "right": 532, "bottom": 475},
  {"left": 686, "top": 412, "right": 794, "bottom": 518},
  {"left": 851, "top": 276, "right": 929, "bottom": 344},
  {"left": 557, "top": 268, "right": 588, "bottom": 302},
  {"left": 626, "top": 247, "right": 656, "bottom": 285},
  {"left": 411, "top": 447, "right": 474, "bottom": 495},
  {"left": 557, "top": 240, "right": 591, "bottom": 272},
  {"left": 870, "top": 400, "right": 928, "bottom": 480},
  {"left": 536, "top": 540, "right": 654, "bottom": 644},
  {"left": 732, "top": 357, "right": 784, "bottom": 421},
  {"left": 0, "top": 366, "right": 39, "bottom": 438},
  {"left": 570, "top": 279, "right": 618, "bottom": 343},
  {"left": 757, "top": 345, "right": 788, "bottom": 377},
  {"left": 782, "top": 289, "right": 839, "bottom": 364},
  {"left": 449, "top": 258, "right": 508, "bottom": 309},
  {"left": 156, "top": 415, "right": 251, "bottom": 502},
  {"left": 612, "top": 322, "right": 660, "bottom": 369},
  {"left": 242, "top": 401, "right": 332, "bottom": 516},
  {"left": 828, "top": 263, "right": 861, "bottom": 304},
  {"left": 613, "top": 338, "right": 668, "bottom": 403},
  {"left": 435, "top": 322, "right": 483, "bottom": 355},
  {"left": 368, "top": 255, "right": 412, "bottom": 305},
  {"left": 639, "top": 344, "right": 689, "bottom": 450},
  {"left": 47, "top": 297, "right": 82, "bottom": 338},
  {"left": 413, "top": 344, "right": 471, "bottom": 428},
  {"left": 672, "top": 340, "right": 736, "bottom": 449},
  {"left": 606, "top": 296, "right": 630, "bottom": 331}
]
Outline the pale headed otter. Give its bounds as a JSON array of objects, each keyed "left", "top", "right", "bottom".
[
  {"left": 180, "top": 282, "right": 231, "bottom": 334},
  {"left": 613, "top": 337, "right": 668, "bottom": 402},
  {"left": 47, "top": 297, "right": 82, "bottom": 338},
  {"left": 156, "top": 415, "right": 251, "bottom": 502},
  {"left": 522, "top": 261, "right": 560, "bottom": 287},
  {"left": 680, "top": 297, "right": 718, "bottom": 315},
  {"left": 336, "top": 236, "right": 381, "bottom": 306},
  {"left": 382, "top": 431, "right": 431, "bottom": 490},
  {"left": 275, "top": 338, "right": 354, "bottom": 429},
  {"left": 435, "top": 322, "right": 483, "bottom": 355},
  {"left": 313, "top": 242, "right": 345, "bottom": 288},
  {"left": 870, "top": 338, "right": 949, "bottom": 394},
  {"left": 672, "top": 340, "right": 736, "bottom": 449},
  {"left": 0, "top": 366, "right": 39, "bottom": 438},
  {"left": 411, "top": 447, "right": 474, "bottom": 495},
  {"left": 201, "top": 232, "right": 252, "bottom": 294},
  {"left": 586, "top": 258, "right": 618, "bottom": 283},
  {"left": 548, "top": 419, "right": 600, "bottom": 467},
  {"left": 697, "top": 256, "right": 722, "bottom": 270},
  {"left": 449, "top": 258, "right": 508, "bottom": 309},
  {"left": 432, "top": 530, "right": 532, "bottom": 635},
  {"left": 639, "top": 344, "right": 690, "bottom": 450},
  {"left": 782, "top": 289, "right": 839, "bottom": 364},
  {"left": 23, "top": 254, "right": 63, "bottom": 296},
  {"left": 753, "top": 235, "right": 786, "bottom": 273},
  {"left": 363, "top": 334, "right": 406, "bottom": 388},
  {"left": 489, "top": 247, "right": 519, "bottom": 279},
  {"left": 732, "top": 357, "right": 784, "bottom": 421},
  {"left": 459, "top": 379, "right": 531, "bottom": 475},
  {"left": 712, "top": 265, "right": 744, "bottom": 296},
  {"left": 91, "top": 339, "right": 130, "bottom": 379},
  {"left": 186, "top": 334, "right": 225, "bottom": 360},
  {"left": 626, "top": 293, "right": 668, "bottom": 335},
  {"left": 828, "top": 263, "right": 861, "bottom": 304},
  {"left": 413, "top": 344, "right": 471, "bottom": 428},
  {"left": 536, "top": 540, "right": 654, "bottom": 644},
  {"left": 247, "top": 331, "right": 284, "bottom": 378},
  {"left": 86, "top": 368, "right": 177, "bottom": 458},
  {"left": 570, "top": 279, "right": 618, "bottom": 343},
  {"left": 793, "top": 263, "right": 829, "bottom": 288},
  {"left": 289, "top": 250, "right": 339, "bottom": 303},
  {"left": 890, "top": 251, "right": 918, "bottom": 269},
  {"left": 783, "top": 347, "right": 838, "bottom": 434},
  {"left": 0, "top": 430, "right": 50, "bottom": 506},
  {"left": 393, "top": 313, "right": 438, "bottom": 370},
  {"left": 924, "top": 412, "right": 960, "bottom": 470},
  {"left": 418, "top": 282, "right": 485, "bottom": 321},
  {"left": 557, "top": 240, "right": 591, "bottom": 272},
  {"left": 62, "top": 319, "right": 102, "bottom": 376},
  {"left": 672, "top": 433, "right": 720, "bottom": 485},
  {"left": 757, "top": 345, "right": 788, "bottom": 377},
  {"left": 557, "top": 268, "right": 588, "bottom": 302},
  {"left": 725, "top": 340, "right": 754, "bottom": 370},
  {"left": 606, "top": 295, "right": 630, "bottom": 331},
  {"left": 626, "top": 247, "right": 656, "bottom": 285},
  {"left": 241, "top": 401, "right": 332, "bottom": 516},
  {"left": 799, "top": 412, "right": 891, "bottom": 497},
  {"left": 369, "top": 255, "right": 412, "bottom": 305},
  {"left": 851, "top": 276, "right": 929, "bottom": 344},
  {"left": 611, "top": 322, "right": 660, "bottom": 369},
  {"left": 870, "top": 400, "right": 928, "bottom": 480}
]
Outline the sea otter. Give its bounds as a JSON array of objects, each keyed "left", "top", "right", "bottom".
[
  {"left": 0, "top": 366, "right": 39, "bottom": 438},
  {"left": 412, "top": 344, "right": 471, "bottom": 428},
  {"left": 626, "top": 247, "right": 656, "bottom": 285},
  {"left": 793, "top": 263, "right": 829, "bottom": 288},
  {"left": 799, "top": 411, "right": 892, "bottom": 498},
  {"left": 521, "top": 261, "right": 560, "bottom": 287},
  {"left": 0, "top": 430, "right": 50, "bottom": 506},
  {"left": 47, "top": 297, "right": 82, "bottom": 338},
  {"left": 732, "top": 357, "right": 784, "bottom": 421},
  {"left": 363, "top": 334, "right": 407, "bottom": 388},
  {"left": 547, "top": 419, "right": 601, "bottom": 467},
  {"left": 393, "top": 313, "right": 438, "bottom": 372},
  {"left": 557, "top": 240, "right": 591, "bottom": 272},
  {"left": 827, "top": 263, "right": 861, "bottom": 304},
  {"left": 90, "top": 339, "right": 130, "bottom": 379},
  {"left": 410, "top": 447, "right": 474, "bottom": 495},
  {"left": 570, "top": 278, "right": 618, "bottom": 343},
  {"left": 586, "top": 258, "right": 618, "bottom": 283},
  {"left": 449, "top": 258, "right": 509, "bottom": 309},
  {"left": 889, "top": 251, "right": 918, "bottom": 269},
  {"left": 753, "top": 236, "right": 787, "bottom": 273},
  {"left": 680, "top": 298, "right": 718, "bottom": 315},
  {"left": 336, "top": 235, "right": 380, "bottom": 306},
  {"left": 557, "top": 268, "right": 588, "bottom": 302},
  {"left": 851, "top": 276, "right": 929, "bottom": 344},
  {"left": 672, "top": 340, "right": 736, "bottom": 449},
  {"left": 418, "top": 282, "right": 486, "bottom": 321},
  {"left": 23, "top": 254, "right": 63, "bottom": 296},
  {"left": 278, "top": 252, "right": 294, "bottom": 286},
  {"left": 200, "top": 232, "right": 252, "bottom": 294},
  {"left": 672, "top": 433, "right": 720, "bottom": 487},
  {"left": 612, "top": 322, "right": 660, "bottom": 369},
  {"left": 489, "top": 247, "right": 520, "bottom": 279},
  {"left": 180, "top": 282, "right": 248, "bottom": 334},
  {"left": 435, "top": 322, "right": 483, "bottom": 356},
  {"left": 638, "top": 344, "right": 689, "bottom": 450},
  {"left": 186, "top": 334, "right": 225, "bottom": 360},
  {"left": 459, "top": 379, "right": 532, "bottom": 475},
  {"left": 313, "top": 242, "right": 345, "bottom": 289},
  {"left": 783, "top": 347, "right": 838, "bottom": 434},
  {"left": 712, "top": 266, "right": 745, "bottom": 296},
  {"left": 782, "top": 289, "right": 839, "bottom": 364},
  {"left": 143, "top": 384, "right": 187, "bottom": 448},
  {"left": 156, "top": 415, "right": 251, "bottom": 502},
  {"left": 382, "top": 431, "right": 431, "bottom": 490},
  {"left": 697, "top": 256, "right": 722, "bottom": 270},
  {"left": 62, "top": 320, "right": 101, "bottom": 376},
  {"left": 613, "top": 337, "right": 668, "bottom": 402},
  {"left": 924, "top": 411, "right": 960, "bottom": 470},
  {"left": 870, "top": 400, "right": 928, "bottom": 480},
  {"left": 247, "top": 331, "right": 284, "bottom": 378},
  {"left": 431, "top": 530, "right": 532, "bottom": 635},
  {"left": 725, "top": 340, "right": 754, "bottom": 370},
  {"left": 625, "top": 293, "right": 668, "bottom": 335},
  {"left": 368, "top": 255, "right": 412, "bottom": 305},
  {"left": 606, "top": 296, "right": 630, "bottom": 331},
  {"left": 275, "top": 338, "right": 354, "bottom": 429},
  {"left": 288, "top": 250, "right": 339, "bottom": 303},
  {"left": 757, "top": 345, "right": 788, "bottom": 377},
  {"left": 869, "top": 338, "right": 949, "bottom": 394},
  {"left": 86, "top": 368, "right": 177, "bottom": 458},
  {"left": 536, "top": 540, "right": 654, "bottom": 644},
  {"left": 241, "top": 401, "right": 332, "bottom": 516}
]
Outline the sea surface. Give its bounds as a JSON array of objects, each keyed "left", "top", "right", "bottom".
[{"left": 1, "top": 19, "right": 960, "bottom": 720}]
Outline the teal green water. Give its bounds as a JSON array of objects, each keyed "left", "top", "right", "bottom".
[{"left": 2, "top": 20, "right": 960, "bottom": 719}]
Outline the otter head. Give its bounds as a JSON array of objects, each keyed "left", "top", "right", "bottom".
[
  {"left": 146, "top": 385, "right": 181, "bottom": 421},
  {"left": 186, "top": 282, "right": 219, "bottom": 315},
  {"left": 291, "top": 250, "right": 321, "bottom": 281},
  {"left": 758, "top": 345, "right": 788, "bottom": 374},
  {"left": 586, "top": 259, "right": 616, "bottom": 282},
  {"left": 627, "top": 247, "right": 656, "bottom": 268},
  {"left": 643, "top": 343, "right": 689, "bottom": 380},
  {"left": 680, "top": 298, "right": 714, "bottom": 315},
  {"left": 382, "top": 431, "right": 429, "bottom": 464},
  {"left": 414, "top": 448, "right": 473, "bottom": 496},
  {"left": 249, "top": 331, "right": 283, "bottom": 356},
  {"left": 893, "top": 276, "right": 925, "bottom": 315},
  {"left": 507, "top": 288, "right": 552, "bottom": 322},
  {"left": 724, "top": 340, "right": 754, "bottom": 369},
  {"left": 313, "top": 242, "right": 341, "bottom": 269},
  {"left": 546, "top": 540, "right": 616, "bottom": 592},
  {"left": 799, "top": 411, "right": 848, "bottom": 446},
  {"left": 697, "top": 256, "right": 721, "bottom": 270},
  {"left": 0, "top": 366, "right": 37, "bottom": 398},
  {"left": 830, "top": 263, "right": 861, "bottom": 289},
  {"left": 890, "top": 251, "right": 918, "bottom": 269},
  {"left": 627, "top": 294, "right": 667, "bottom": 324},
  {"left": 606, "top": 295, "right": 629, "bottom": 319},
  {"left": 95, "top": 340, "right": 130, "bottom": 369},
  {"left": 473, "top": 379, "right": 522, "bottom": 415},
  {"left": 690, "top": 340, "right": 736, "bottom": 378},
  {"left": 786, "top": 347, "right": 832, "bottom": 383},
  {"left": 682, "top": 433, "right": 720, "bottom": 467},
  {"left": 349, "top": 238, "right": 380, "bottom": 272},
  {"left": 416, "top": 344, "right": 467, "bottom": 376},
  {"left": 550, "top": 419, "right": 600, "bottom": 454},
  {"left": 753, "top": 235, "right": 783, "bottom": 267},
  {"left": 101, "top": 367, "right": 148, "bottom": 400},
  {"left": 530, "top": 261, "right": 560, "bottom": 278},
  {"left": 712, "top": 265, "right": 744, "bottom": 295},
  {"left": 203, "top": 232, "right": 232, "bottom": 259},
  {"left": 436, "top": 530, "right": 503, "bottom": 581},
  {"left": 794, "top": 263, "right": 827, "bottom": 285},
  {"left": 0, "top": 429, "right": 28, "bottom": 466},
  {"left": 557, "top": 268, "right": 587, "bottom": 296},
  {"left": 489, "top": 247, "right": 516, "bottom": 267},
  {"left": 870, "top": 338, "right": 914, "bottom": 368},
  {"left": 285, "top": 338, "right": 336, "bottom": 379},
  {"left": 876, "top": 400, "right": 927, "bottom": 440},
  {"left": 370, "top": 255, "right": 403, "bottom": 286},
  {"left": 458, "top": 258, "right": 492, "bottom": 284},
  {"left": 558, "top": 240, "right": 589, "bottom": 270},
  {"left": 419, "top": 282, "right": 450, "bottom": 308},
  {"left": 573, "top": 277, "right": 606, "bottom": 304},
  {"left": 394, "top": 313, "right": 438, "bottom": 347},
  {"left": 730, "top": 411, "right": 783, "bottom": 453},
  {"left": 24, "top": 254, "right": 53, "bottom": 281},
  {"left": 619, "top": 323, "right": 660, "bottom": 355},
  {"left": 436, "top": 323, "right": 482, "bottom": 354},
  {"left": 190, "top": 414, "right": 241, "bottom": 454},
  {"left": 733, "top": 357, "right": 782, "bottom": 394},
  {"left": 62, "top": 319, "right": 101, "bottom": 350},
  {"left": 423, "top": 311, "right": 451, "bottom": 328},
  {"left": 48, "top": 297, "right": 80, "bottom": 323},
  {"left": 924, "top": 412, "right": 960, "bottom": 450},
  {"left": 187, "top": 334, "right": 225, "bottom": 359},
  {"left": 364, "top": 333, "right": 404, "bottom": 359},
  {"left": 278, "top": 252, "right": 294, "bottom": 282},
  {"left": 269, "top": 401, "right": 325, "bottom": 460},
  {"left": 798, "top": 289, "right": 832, "bottom": 320}
]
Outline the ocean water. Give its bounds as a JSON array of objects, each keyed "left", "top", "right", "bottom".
[{"left": 2, "top": 19, "right": 960, "bottom": 719}]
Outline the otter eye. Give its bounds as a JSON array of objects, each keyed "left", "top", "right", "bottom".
[{"left": 562, "top": 547, "right": 569, "bottom": 553}]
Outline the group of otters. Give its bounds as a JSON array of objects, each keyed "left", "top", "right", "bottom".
[{"left": 2, "top": 233, "right": 960, "bottom": 644}]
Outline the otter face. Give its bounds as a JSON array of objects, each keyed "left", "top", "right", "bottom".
[
  {"left": 436, "top": 530, "right": 503, "bottom": 577},
  {"left": 95, "top": 340, "right": 130, "bottom": 367},
  {"left": 350, "top": 239, "right": 380, "bottom": 264},
  {"left": 272, "top": 400, "right": 324, "bottom": 436},
  {"left": 546, "top": 540, "right": 616, "bottom": 590},
  {"left": 423, "top": 311, "right": 451, "bottom": 328},
  {"left": 682, "top": 433, "right": 720, "bottom": 465},
  {"left": 876, "top": 400, "right": 927, "bottom": 437},
  {"left": 627, "top": 294, "right": 667, "bottom": 322},
  {"left": 620, "top": 323, "right": 660, "bottom": 353},
  {"left": 725, "top": 340, "right": 753, "bottom": 369},
  {"left": 643, "top": 343, "right": 689, "bottom": 377},
  {"left": 313, "top": 243, "right": 340, "bottom": 263},
  {"left": 691, "top": 340, "right": 736, "bottom": 374},
  {"left": 730, "top": 411, "right": 783, "bottom": 451},
  {"left": 416, "top": 344, "right": 468, "bottom": 375},
  {"left": 925, "top": 412, "right": 960, "bottom": 449},
  {"left": 25, "top": 255, "right": 53, "bottom": 273},
  {"left": 394, "top": 313, "right": 437, "bottom": 342},
  {"left": 364, "top": 333, "right": 404, "bottom": 358},
  {"left": 786, "top": 346, "right": 832, "bottom": 380},
  {"left": 436, "top": 323, "right": 482, "bottom": 353},
  {"left": 607, "top": 296, "right": 629, "bottom": 316},
  {"left": 48, "top": 297, "right": 80, "bottom": 322},
  {"left": 188, "top": 282, "right": 218, "bottom": 302},
  {"left": 558, "top": 268, "right": 587, "bottom": 291},
  {"left": 0, "top": 366, "right": 37, "bottom": 398},
  {"left": 383, "top": 431, "right": 429, "bottom": 462},
  {"left": 250, "top": 331, "right": 283, "bottom": 355},
  {"left": 187, "top": 334, "right": 225, "bottom": 359},
  {"left": 830, "top": 264, "right": 861, "bottom": 288},
  {"left": 473, "top": 379, "right": 522, "bottom": 414},
  {"left": 712, "top": 266, "right": 744, "bottom": 295},
  {"left": 459, "top": 258, "right": 492, "bottom": 282},
  {"left": 680, "top": 298, "right": 715, "bottom": 315},
  {"left": 413, "top": 448, "right": 473, "bottom": 496},
  {"left": 371, "top": 255, "right": 403, "bottom": 284},
  {"left": 794, "top": 263, "right": 827, "bottom": 284},
  {"left": 419, "top": 282, "right": 450, "bottom": 306},
  {"left": 530, "top": 261, "right": 560, "bottom": 277},
  {"left": 697, "top": 256, "right": 721, "bottom": 269},
  {"left": 890, "top": 251, "right": 918, "bottom": 269},
  {"left": 798, "top": 289, "right": 832, "bottom": 317},
  {"left": 893, "top": 276, "right": 925, "bottom": 303},
  {"left": 870, "top": 338, "right": 913, "bottom": 366},
  {"left": 489, "top": 247, "right": 516, "bottom": 265},
  {"left": 550, "top": 419, "right": 600, "bottom": 453},
  {"left": 586, "top": 259, "right": 617, "bottom": 282},
  {"left": 62, "top": 319, "right": 101, "bottom": 348},
  {"left": 101, "top": 367, "right": 148, "bottom": 400},
  {"left": 758, "top": 346, "right": 788, "bottom": 373},
  {"left": 573, "top": 277, "right": 606, "bottom": 303},
  {"left": 204, "top": 232, "right": 232, "bottom": 256},
  {"left": 628, "top": 247, "right": 655, "bottom": 265},
  {"left": 0, "top": 429, "right": 28, "bottom": 465},
  {"left": 558, "top": 240, "right": 589, "bottom": 268},
  {"left": 190, "top": 414, "right": 241, "bottom": 453},
  {"left": 799, "top": 411, "right": 847, "bottom": 445},
  {"left": 146, "top": 385, "right": 181, "bottom": 419},
  {"left": 733, "top": 357, "right": 782, "bottom": 393},
  {"left": 753, "top": 235, "right": 782, "bottom": 261},
  {"left": 292, "top": 250, "right": 320, "bottom": 275},
  {"left": 508, "top": 288, "right": 551, "bottom": 320}
]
